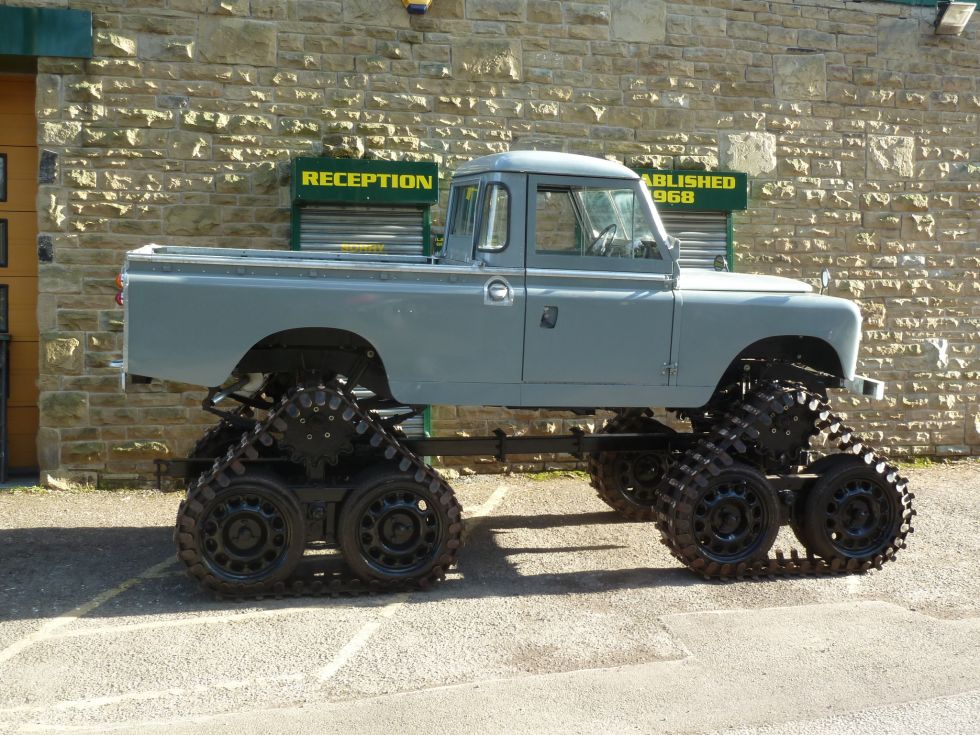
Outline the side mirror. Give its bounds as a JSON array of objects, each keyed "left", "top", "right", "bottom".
[{"left": 820, "top": 267, "right": 831, "bottom": 294}]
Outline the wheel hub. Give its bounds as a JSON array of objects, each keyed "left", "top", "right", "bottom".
[
  {"left": 693, "top": 481, "right": 769, "bottom": 562},
  {"left": 614, "top": 451, "right": 671, "bottom": 504},
  {"left": 824, "top": 480, "right": 891, "bottom": 553},
  {"left": 357, "top": 491, "right": 439, "bottom": 574},
  {"left": 200, "top": 492, "right": 290, "bottom": 578}
]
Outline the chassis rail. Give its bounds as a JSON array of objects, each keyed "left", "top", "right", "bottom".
[{"left": 154, "top": 430, "right": 701, "bottom": 489}]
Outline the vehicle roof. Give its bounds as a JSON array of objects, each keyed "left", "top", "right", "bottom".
[{"left": 453, "top": 151, "right": 640, "bottom": 180}]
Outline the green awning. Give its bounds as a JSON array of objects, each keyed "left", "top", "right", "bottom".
[{"left": 0, "top": 6, "right": 92, "bottom": 58}]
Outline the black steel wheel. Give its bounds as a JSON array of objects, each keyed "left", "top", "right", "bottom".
[
  {"left": 799, "top": 455, "right": 904, "bottom": 562},
  {"left": 669, "top": 463, "right": 780, "bottom": 567},
  {"left": 590, "top": 414, "right": 676, "bottom": 521},
  {"left": 339, "top": 467, "right": 460, "bottom": 583},
  {"left": 189, "top": 473, "right": 304, "bottom": 592}
]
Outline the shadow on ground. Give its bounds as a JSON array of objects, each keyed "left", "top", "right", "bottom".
[{"left": 0, "top": 510, "right": 698, "bottom": 624}]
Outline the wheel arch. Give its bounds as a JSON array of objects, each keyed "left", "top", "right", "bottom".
[
  {"left": 233, "top": 327, "right": 393, "bottom": 398},
  {"left": 710, "top": 335, "right": 845, "bottom": 398}
]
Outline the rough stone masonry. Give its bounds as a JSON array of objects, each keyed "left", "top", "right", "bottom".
[{"left": 22, "top": 0, "right": 980, "bottom": 484}]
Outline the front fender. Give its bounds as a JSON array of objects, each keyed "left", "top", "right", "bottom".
[{"left": 674, "top": 291, "right": 861, "bottom": 390}]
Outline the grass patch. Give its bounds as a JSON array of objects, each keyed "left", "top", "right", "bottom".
[
  {"left": 525, "top": 469, "right": 589, "bottom": 482},
  {"left": 897, "top": 457, "right": 937, "bottom": 469}
]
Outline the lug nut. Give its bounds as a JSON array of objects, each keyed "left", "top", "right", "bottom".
[
  {"left": 306, "top": 434, "right": 313, "bottom": 440},
  {"left": 324, "top": 432, "right": 331, "bottom": 439}
]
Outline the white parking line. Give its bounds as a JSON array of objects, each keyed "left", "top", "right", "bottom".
[
  {"left": 316, "top": 484, "right": 510, "bottom": 684},
  {"left": 316, "top": 593, "right": 410, "bottom": 683},
  {"left": 46, "top": 605, "right": 343, "bottom": 640},
  {"left": 0, "top": 673, "right": 306, "bottom": 717},
  {"left": 0, "top": 557, "right": 176, "bottom": 667}
]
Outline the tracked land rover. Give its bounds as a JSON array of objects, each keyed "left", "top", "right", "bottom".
[{"left": 121, "top": 151, "right": 914, "bottom": 597}]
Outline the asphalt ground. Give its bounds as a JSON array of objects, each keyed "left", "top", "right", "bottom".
[{"left": 0, "top": 461, "right": 978, "bottom": 734}]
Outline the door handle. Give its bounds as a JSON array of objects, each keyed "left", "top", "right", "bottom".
[
  {"left": 540, "top": 306, "right": 558, "bottom": 328},
  {"left": 483, "top": 277, "right": 514, "bottom": 306}
]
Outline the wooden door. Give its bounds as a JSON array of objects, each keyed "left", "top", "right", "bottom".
[{"left": 0, "top": 74, "right": 38, "bottom": 471}]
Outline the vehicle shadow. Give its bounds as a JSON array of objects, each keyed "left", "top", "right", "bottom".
[{"left": 0, "top": 510, "right": 701, "bottom": 623}]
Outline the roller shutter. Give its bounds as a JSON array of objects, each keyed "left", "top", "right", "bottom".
[
  {"left": 298, "top": 205, "right": 425, "bottom": 255},
  {"left": 658, "top": 210, "right": 729, "bottom": 270}
]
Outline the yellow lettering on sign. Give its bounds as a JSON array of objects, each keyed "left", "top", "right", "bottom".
[
  {"left": 300, "top": 170, "right": 434, "bottom": 190},
  {"left": 340, "top": 243, "right": 385, "bottom": 252}
]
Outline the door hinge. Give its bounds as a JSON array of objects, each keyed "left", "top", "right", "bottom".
[{"left": 662, "top": 362, "right": 678, "bottom": 376}]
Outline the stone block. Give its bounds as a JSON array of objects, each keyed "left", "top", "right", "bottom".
[
  {"left": 109, "top": 440, "right": 171, "bottom": 460},
  {"left": 62, "top": 442, "right": 105, "bottom": 466},
  {"left": 467, "top": 0, "right": 525, "bottom": 21},
  {"left": 720, "top": 131, "right": 777, "bottom": 176},
  {"left": 565, "top": 3, "right": 609, "bottom": 26},
  {"left": 868, "top": 135, "right": 914, "bottom": 178},
  {"left": 527, "top": 0, "right": 561, "bottom": 24},
  {"left": 452, "top": 39, "right": 522, "bottom": 82},
  {"left": 198, "top": 17, "right": 277, "bottom": 66},
  {"left": 95, "top": 31, "right": 137, "bottom": 57},
  {"left": 163, "top": 205, "right": 222, "bottom": 235},
  {"left": 40, "top": 392, "right": 89, "bottom": 427},
  {"left": 343, "top": 0, "right": 411, "bottom": 27},
  {"left": 773, "top": 54, "right": 827, "bottom": 101},
  {"left": 901, "top": 214, "right": 936, "bottom": 240},
  {"left": 609, "top": 0, "right": 666, "bottom": 44},
  {"left": 43, "top": 336, "right": 84, "bottom": 374}
]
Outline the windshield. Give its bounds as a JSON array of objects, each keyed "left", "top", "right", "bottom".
[{"left": 571, "top": 185, "right": 660, "bottom": 259}]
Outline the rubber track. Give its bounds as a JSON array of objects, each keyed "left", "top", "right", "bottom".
[
  {"left": 174, "top": 381, "right": 463, "bottom": 600},
  {"left": 656, "top": 381, "right": 916, "bottom": 579}
]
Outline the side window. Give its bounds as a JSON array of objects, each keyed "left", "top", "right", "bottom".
[
  {"left": 449, "top": 183, "right": 479, "bottom": 237},
  {"left": 535, "top": 184, "right": 660, "bottom": 261},
  {"left": 534, "top": 187, "right": 581, "bottom": 254},
  {"left": 477, "top": 184, "right": 509, "bottom": 251}
]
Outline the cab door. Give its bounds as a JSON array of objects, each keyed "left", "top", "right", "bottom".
[{"left": 521, "top": 175, "right": 674, "bottom": 394}]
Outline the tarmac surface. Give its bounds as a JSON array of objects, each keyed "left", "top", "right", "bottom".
[{"left": 0, "top": 460, "right": 977, "bottom": 734}]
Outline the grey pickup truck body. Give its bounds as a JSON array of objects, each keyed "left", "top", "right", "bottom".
[{"left": 123, "top": 151, "right": 878, "bottom": 408}]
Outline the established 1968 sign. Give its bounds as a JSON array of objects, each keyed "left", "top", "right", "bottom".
[{"left": 632, "top": 169, "right": 748, "bottom": 211}]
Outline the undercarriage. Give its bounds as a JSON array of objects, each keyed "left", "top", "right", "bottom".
[{"left": 165, "top": 374, "right": 915, "bottom": 598}]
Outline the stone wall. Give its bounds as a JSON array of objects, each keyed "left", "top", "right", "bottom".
[{"left": 22, "top": 0, "right": 980, "bottom": 484}]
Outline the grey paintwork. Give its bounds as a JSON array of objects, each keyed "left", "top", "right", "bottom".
[{"left": 123, "top": 151, "right": 868, "bottom": 409}]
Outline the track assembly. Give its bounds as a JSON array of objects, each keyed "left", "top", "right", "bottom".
[{"left": 173, "top": 378, "right": 914, "bottom": 599}]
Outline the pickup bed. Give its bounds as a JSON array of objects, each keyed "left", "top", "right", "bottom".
[{"left": 120, "top": 151, "right": 910, "bottom": 597}]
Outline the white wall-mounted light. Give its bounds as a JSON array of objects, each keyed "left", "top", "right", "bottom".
[{"left": 935, "top": 1, "right": 975, "bottom": 35}]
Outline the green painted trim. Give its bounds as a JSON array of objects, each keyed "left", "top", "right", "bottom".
[
  {"left": 422, "top": 406, "right": 432, "bottom": 465},
  {"left": 878, "top": 0, "right": 977, "bottom": 6},
  {"left": 727, "top": 212, "right": 735, "bottom": 273},
  {"left": 422, "top": 207, "right": 431, "bottom": 257},
  {"left": 289, "top": 204, "right": 300, "bottom": 250},
  {"left": 0, "top": 7, "right": 92, "bottom": 58}
]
